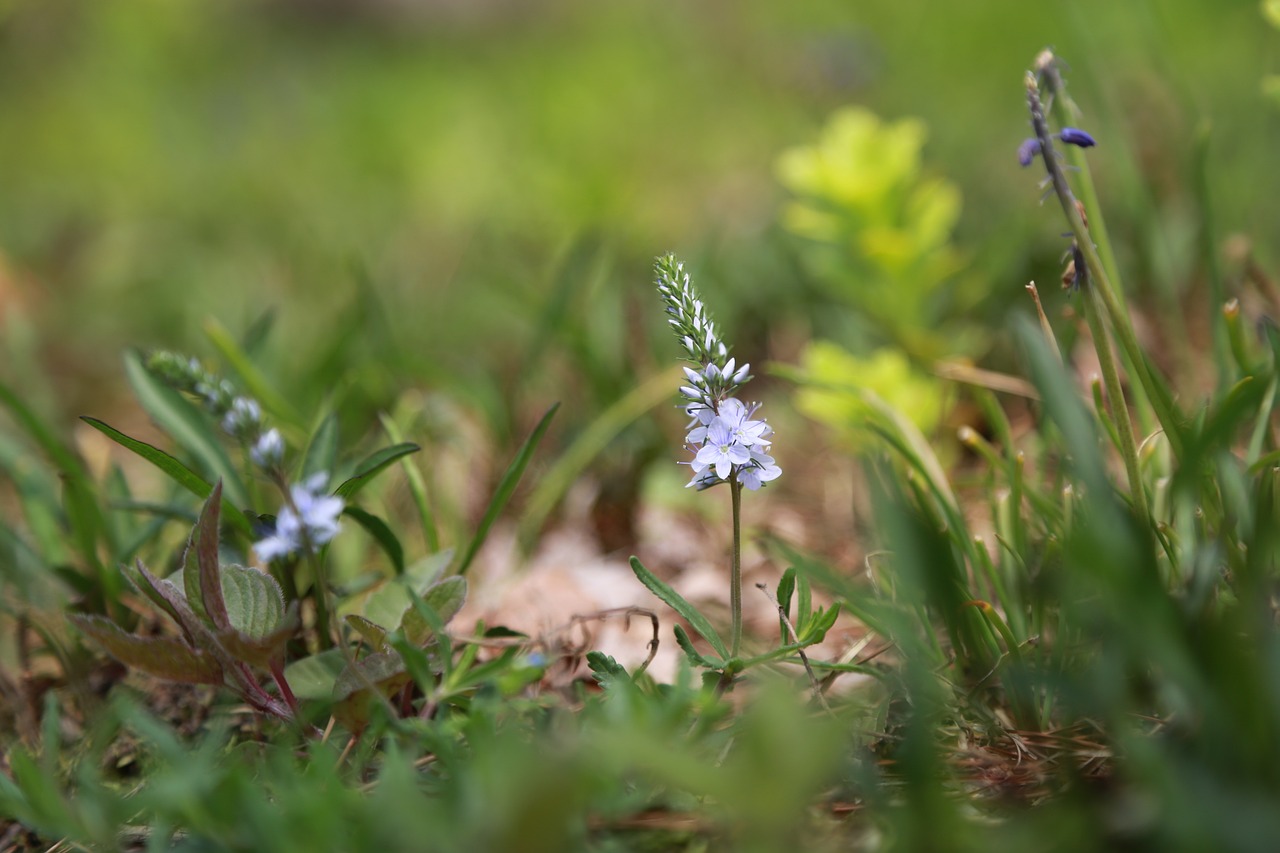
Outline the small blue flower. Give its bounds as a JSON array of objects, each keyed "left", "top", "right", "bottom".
[
  {"left": 1058, "top": 127, "right": 1096, "bottom": 148},
  {"left": 1017, "top": 137, "right": 1040, "bottom": 167},
  {"left": 253, "top": 473, "right": 344, "bottom": 563},
  {"left": 250, "top": 428, "right": 285, "bottom": 468}
]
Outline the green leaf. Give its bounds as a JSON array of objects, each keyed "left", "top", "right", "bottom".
[
  {"left": 358, "top": 550, "right": 453, "bottom": 630},
  {"left": 343, "top": 506, "right": 405, "bottom": 575},
  {"left": 799, "top": 603, "right": 841, "bottom": 645},
  {"left": 345, "top": 615, "right": 389, "bottom": 651},
  {"left": 216, "top": 602, "right": 298, "bottom": 669},
  {"left": 202, "top": 316, "right": 303, "bottom": 428},
  {"left": 519, "top": 369, "right": 679, "bottom": 547},
  {"left": 586, "top": 651, "right": 630, "bottom": 686},
  {"left": 455, "top": 402, "right": 559, "bottom": 576},
  {"left": 333, "top": 443, "right": 421, "bottom": 500},
  {"left": 123, "top": 350, "right": 249, "bottom": 508},
  {"left": 796, "top": 570, "right": 813, "bottom": 637},
  {"left": 71, "top": 615, "right": 223, "bottom": 684},
  {"left": 302, "top": 412, "right": 339, "bottom": 482},
  {"left": 630, "top": 556, "right": 729, "bottom": 660},
  {"left": 400, "top": 576, "right": 467, "bottom": 645},
  {"left": 674, "top": 624, "right": 722, "bottom": 669},
  {"left": 79, "top": 417, "right": 253, "bottom": 537},
  {"left": 283, "top": 648, "right": 346, "bottom": 700},
  {"left": 219, "top": 564, "right": 286, "bottom": 638},
  {"left": 332, "top": 651, "right": 412, "bottom": 734},
  {"left": 379, "top": 413, "right": 438, "bottom": 552},
  {"left": 776, "top": 568, "right": 796, "bottom": 643}
]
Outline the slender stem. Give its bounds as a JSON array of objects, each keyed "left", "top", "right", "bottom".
[
  {"left": 308, "top": 553, "right": 335, "bottom": 651},
  {"left": 1025, "top": 71, "right": 1184, "bottom": 461},
  {"left": 1082, "top": 282, "right": 1150, "bottom": 521},
  {"left": 730, "top": 479, "right": 743, "bottom": 658}
]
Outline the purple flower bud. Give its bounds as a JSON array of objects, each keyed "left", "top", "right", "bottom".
[
  {"left": 1058, "top": 127, "right": 1096, "bottom": 148},
  {"left": 1017, "top": 137, "right": 1040, "bottom": 167}
]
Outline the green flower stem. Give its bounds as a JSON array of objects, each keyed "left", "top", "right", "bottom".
[
  {"left": 730, "top": 479, "right": 744, "bottom": 658},
  {"left": 1025, "top": 71, "right": 1183, "bottom": 462},
  {"left": 1082, "top": 282, "right": 1150, "bottom": 521}
]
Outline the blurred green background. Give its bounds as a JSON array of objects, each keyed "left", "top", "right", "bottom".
[{"left": 0, "top": 0, "right": 1275, "bottom": 424}]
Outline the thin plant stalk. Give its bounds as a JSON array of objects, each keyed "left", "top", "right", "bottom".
[
  {"left": 1025, "top": 71, "right": 1184, "bottom": 462},
  {"left": 1082, "top": 282, "right": 1150, "bottom": 521},
  {"left": 730, "top": 479, "right": 744, "bottom": 657}
]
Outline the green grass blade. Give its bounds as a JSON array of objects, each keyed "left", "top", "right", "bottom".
[
  {"left": 79, "top": 417, "right": 253, "bottom": 537},
  {"left": 454, "top": 402, "right": 559, "bottom": 576},
  {"left": 333, "top": 442, "right": 421, "bottom": 501},
  {"left": 123, "top": 350, "right": 249, "bottom": 508},
  {"left": 343, "top": 506, "right": 406, "bottom": 575}
]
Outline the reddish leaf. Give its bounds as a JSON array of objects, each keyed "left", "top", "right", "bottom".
[{"left": 71, "top": 615, "right": 223, "bottom": 685}]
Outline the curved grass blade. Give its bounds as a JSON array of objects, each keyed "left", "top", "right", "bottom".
[
  {"left": 123, "top": 350, "right": 249, "bottom": 508},
  {"left": 380, "top": 413, "right": 438, "bottom": 552},
  {"left": 202, "top": 317, "right": 304, "bottom": 428},
  {"left": 454, "top": 402, "right": 559, "bottom": 576},
  {"left": 343, "top": 506, "right": 405, "bottom": 575},
  {"left": 333, "top": 443, "right": 421, "bottom": 501},
  {"left": 302, "top": 412, "right": 339, "bottom": 482},
  {"left": 519, "top": 367, "right": 681, "bottom": 548},
  {"left": 79, "top": 417, "right": 253, "bottom": 537}
]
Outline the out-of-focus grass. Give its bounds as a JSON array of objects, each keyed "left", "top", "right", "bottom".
[{"left": 0, "top": 0, "right": 1273, "bottom": 422}]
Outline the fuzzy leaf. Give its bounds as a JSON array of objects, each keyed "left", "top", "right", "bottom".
[
  {"left": 216, "top": 602, "right": 298, "bottom": 669},
  {"left": 586, "top": 651, "right": 630, "bottom": 686},
  {"left": 219, "top": 564, "right": 286, "bottom": 638},
  {"left": 71, "top": 615, "right": 223, "bottom": 684},
  {"left": 332, "top": 651, "right": 413, "bottom": 734},
  {"left": 630, "top": 556, "right": 729, "bottom": 660}
]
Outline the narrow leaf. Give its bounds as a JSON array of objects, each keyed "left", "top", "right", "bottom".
[
  {"left": 79, "top": 417, "right": 253, "bottom": 537},
  {"left": 334, "top": 443, "right": 421, "bottom": 500},
  {"left": 674, "top": 624, "right": 721, "bottom": 669},
  {"left": 455, "top": 402, "right": 559, "bottom": 576},
  {"left": 630, "top": 556, "right": 729, "bottom": 660},
  {"left": 343, "top": 506, "right": 405, "bottom": 575},
  {"left": 302, "top": 412, "right": 339, "bottom": 482},
  {"left": 123, "top": 350, "right": 249, "bottom": 508}
]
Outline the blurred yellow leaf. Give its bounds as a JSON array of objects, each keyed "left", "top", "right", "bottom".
[{"left": 794, "top": 342, "right": 948, "bottom": 451}]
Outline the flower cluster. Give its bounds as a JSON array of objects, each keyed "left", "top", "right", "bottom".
[
  {"left": 252, "top": 473, "right": 344, "bottom": 563},
  {"left": 1017, "top": 126, "right": 1096, "bottom": 167},
  {"left": 655, "top": 255, "right": 781, "bottom": 491},
  {"left": 147, "top": 350, "right": 284, "bottom": 469}
]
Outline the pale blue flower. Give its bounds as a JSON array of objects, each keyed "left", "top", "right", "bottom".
[
  {"left": 694, "top": 420, "right": 752, "bottom": 480},
  {"left": 737, "top": 450, "right": 782, "bottom": 491},
  {"left": 250, "top": 428, "right": 285, "bottom": 468},
  {"left": 222, "top": 396, "right": 263, "bottom": 438},
  {"left": 253, "top": 473, "right": 344, "bottom": 563}
]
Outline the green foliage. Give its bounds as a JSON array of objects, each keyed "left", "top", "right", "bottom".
[
  {"left": 778, "top": 107, "right": 974, "bottom": 361},
  {"left": 792, "top": 342, "right": 951, "bottom": 451}
]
